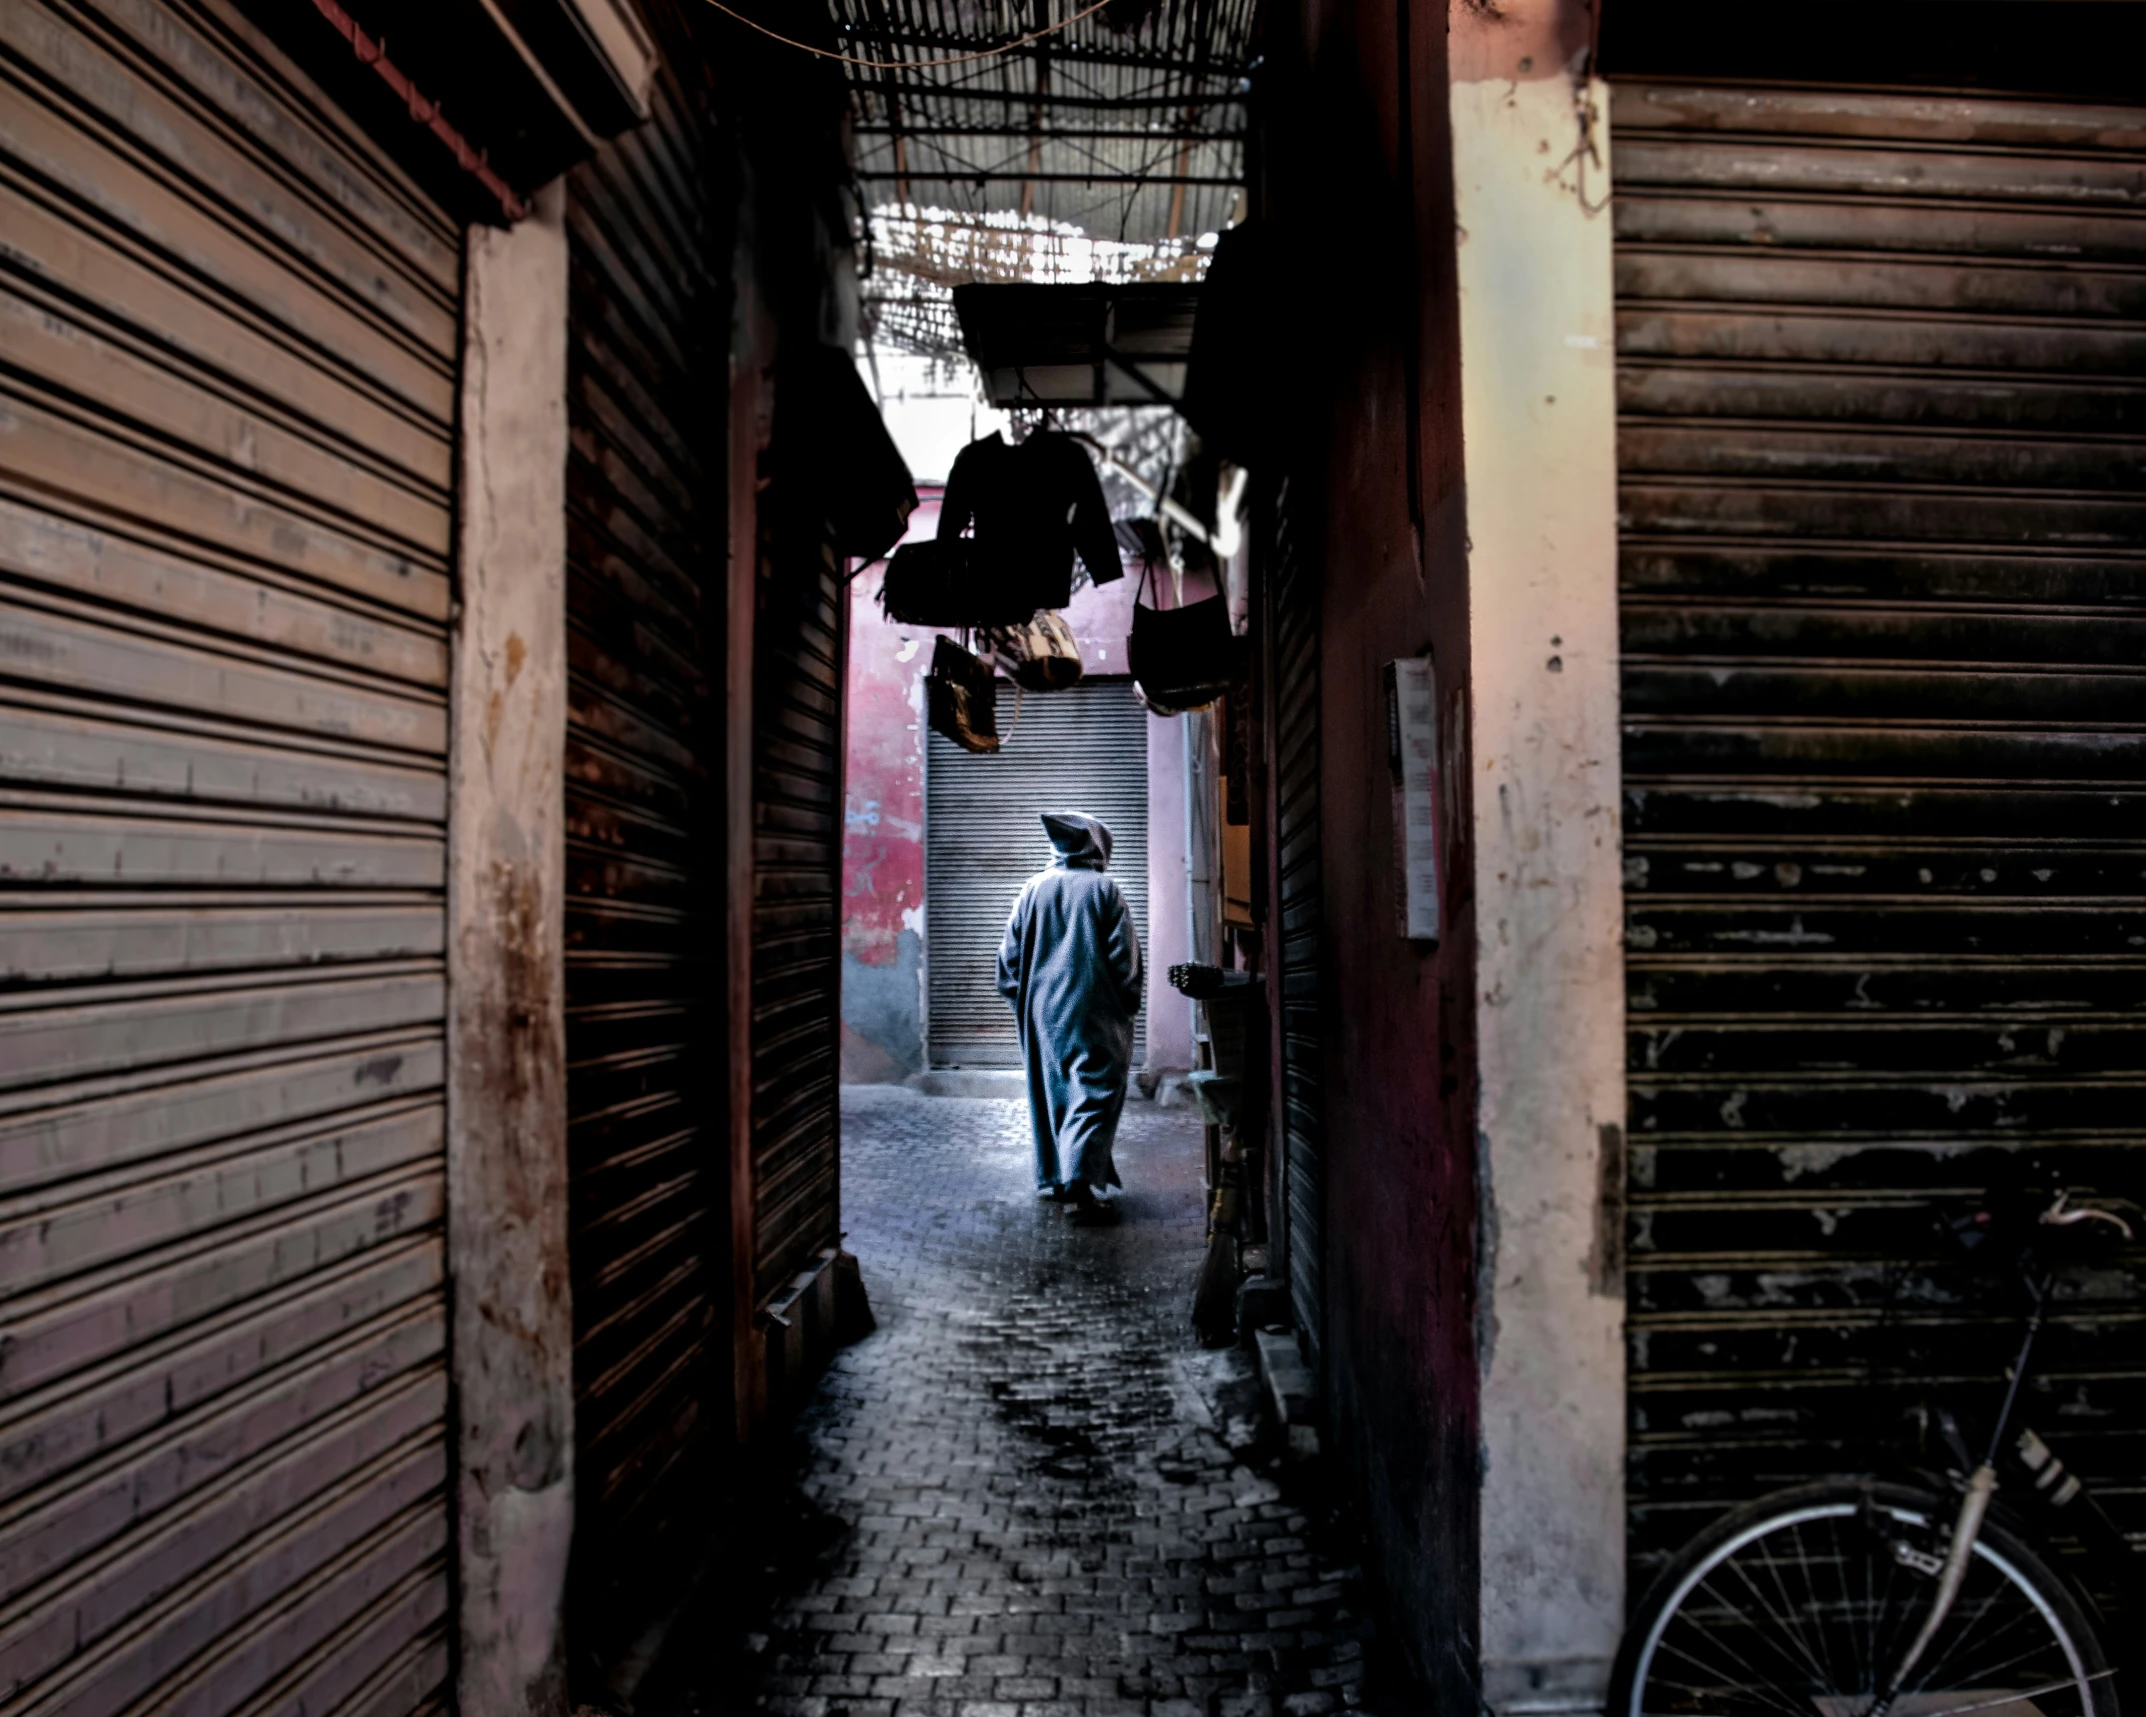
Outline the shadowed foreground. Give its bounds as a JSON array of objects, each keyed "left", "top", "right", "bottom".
[{"left": 640, "top": 1086, "right": 1390, "bottom": 1716}]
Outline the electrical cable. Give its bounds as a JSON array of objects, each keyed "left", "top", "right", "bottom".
[{"left": 698, "top": 0, "right": 1115, "bottom": 71}]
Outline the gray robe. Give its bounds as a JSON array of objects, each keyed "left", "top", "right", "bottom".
[{"left": 997, "top": 812, "right": 1144, "bottom": 1194}]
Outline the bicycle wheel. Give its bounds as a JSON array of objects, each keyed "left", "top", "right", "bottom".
[{"left": 1612, "top": 1480, "right": 2117, "bottom": 1717}]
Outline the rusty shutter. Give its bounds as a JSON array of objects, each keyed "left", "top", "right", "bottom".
[
  {"left": 750, "top": 546, "right": 846, "bottom": 1305},
  {"left": 561, "top": 55, "right": 730, "bottom": 1649},
  {"left": 0, "top": 0, "right": 458, "bottom": 1710},
  {"left": 1265, "top": 482, "right": 1325, "bottom": 1357},
  {"left": 1614, "top": 82, "right": 2146, "bottom": 1589},
  {"left": 925, "top": 677, "right": 1150, "bottom": 1070}
]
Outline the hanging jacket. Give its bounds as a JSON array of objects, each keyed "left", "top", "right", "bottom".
[{"left": 938, "top": 430, "right": 1124, "bottom": 613}]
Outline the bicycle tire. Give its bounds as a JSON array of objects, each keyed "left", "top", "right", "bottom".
[{"left": 1610, "top": 1478, "right": 2118, "bottom": 1717}]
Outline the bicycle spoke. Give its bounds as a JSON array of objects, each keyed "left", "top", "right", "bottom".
[
  {"left": 1655, "top": 1574, "right": 1835, "bottom": 1717},
  {"left": 1920, "top": 1621, "right": 2077, "bottom": 1705},
  {"left": 1834, "top": 1506, "right": 1870, "bottom": 1699},
  {"left": 1908, "top": 1578, "right": 2038, "bottom": 1696},
  {"left": 1732, "top": 1526, "right": 1836, "bottom": 1689},
  {"left": 1906, "top": 1669, "right": 2116, "bottom": 1717},
  {"left": 1649, "top": 1621, "right": 1822, "bottom": 1717}
]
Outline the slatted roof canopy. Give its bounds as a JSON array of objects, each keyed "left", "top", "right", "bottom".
[
  {"left": 827, "top": 0, "right": 1256, "bottom": 244},
  {"left": 955, "top": 280, "right": 1196, "bottom": 404}
]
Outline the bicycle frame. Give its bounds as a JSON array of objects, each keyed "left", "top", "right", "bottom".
[{"left": 1875, "top": 1204, "right": 2145, "bottom": 1717}]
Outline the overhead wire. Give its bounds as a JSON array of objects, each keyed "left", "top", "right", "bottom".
[{"left": 697, "top": 0, "right": 1115, "bottom": 71}]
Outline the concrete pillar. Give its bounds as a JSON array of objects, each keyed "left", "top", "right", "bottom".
[
  {"left": 447, "top": 183, "right": 574, "bottom": 1717},
  {"left": 1144, "top": 709, "right": 1195, "bottom": 1069},
  {"left": 1449, "top": 10, "right": 1627, "bottom": 1711}
]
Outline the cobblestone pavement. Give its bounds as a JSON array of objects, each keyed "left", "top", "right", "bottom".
[{"left": 664, "top": 1086, "right": 1391, "bottom": 1717}]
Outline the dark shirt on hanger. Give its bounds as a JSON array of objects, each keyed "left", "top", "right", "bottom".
[{"left": 938, "top": 430, "right": 1124, "bottom": 612}]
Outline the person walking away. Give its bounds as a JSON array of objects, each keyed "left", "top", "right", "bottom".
[{"left": 997, "top": 811, "right": 1144, "bottom": 1219}]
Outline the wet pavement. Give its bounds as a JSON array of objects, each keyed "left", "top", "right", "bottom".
[{"left": 661, "top": 1085, "right": 1389, "bottom": 1717}]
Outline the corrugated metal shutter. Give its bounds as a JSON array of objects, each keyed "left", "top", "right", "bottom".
[
  {"left": 0, "top": 0, "right": 457, "bottom": 1710},
  {"left": 927, "top": 677, "right": 1150, "bottom": 1069},
  {"left": 561, "top": 52, "right": 728, "bottom": 1647},
  {"left": 1614, "top": 82, "right": 2146, "bottom": 1589},
  {"left": 751, "top": 546, "right": 846, "bottom": 1305},
  {"left": 1266, "top": 483, "right": 1324, "bottom": 1356}
]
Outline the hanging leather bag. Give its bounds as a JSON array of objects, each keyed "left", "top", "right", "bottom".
[
  {"left": 1126, "top": 551, "right": 1244, "bottom": 714},
  {"left": 925, "top": 635, "right": 1000, "bottom": 754},
  {"left": 980, "top": 611, "right": 1083, "bottom": 692},
  {"left": 879, "top": 538, "right": 1039, "bottom": 629}
]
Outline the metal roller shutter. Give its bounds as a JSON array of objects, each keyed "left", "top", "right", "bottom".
[
  {"left": 1613, "top": 82, "right": 2146, "bottom": 1587},
  {"left": 751, "top": 544, "right": 846, "bottom": 1305},
  {"left": 561, "top": 48, "right": 728, "bottom": 1645},
  {"left": 0, "top": 1, "right": 457, "bottom": 1711},
  {"left": 927, "top": 677, "right": 1149, "bottom": 1069},
  {"left": 1266, "top": 483, "right": 1324, "bottom": 1357}
]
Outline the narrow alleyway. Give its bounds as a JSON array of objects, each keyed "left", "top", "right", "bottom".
[{"left": 661, "top": 1089, "right": 1388, "bottom": 1717}]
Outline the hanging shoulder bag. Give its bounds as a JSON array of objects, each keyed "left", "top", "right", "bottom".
[
  {"left": 879, "top": 539, "right": 1039, "bottom": 629},
  {"left": 925, "top": 635, "right": 1000, "bottom": 754},
  {"left": 1125, "top": 550, "right": 1244, "bottom": 714},
  {"left": 980, "top": 610, "right": 1083, "bottom": 692}
]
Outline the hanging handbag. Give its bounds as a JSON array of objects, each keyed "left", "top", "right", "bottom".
[
  {"left": 1126, "top": 550, "right": 1245, "bottom": 714},
  {"left": 925, "top": 635, "right": 1000, "bottom": 754},
  {"left": 879, "top": 539, "right": 1039, "bottom": 629},
  {"left": 980, "top": 610, "right": 1083, "bottom": 692}
]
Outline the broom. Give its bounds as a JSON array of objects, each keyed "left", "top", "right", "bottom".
[{"left": 1191, "top": 1128, "right": 1246, "bottom": 1347}]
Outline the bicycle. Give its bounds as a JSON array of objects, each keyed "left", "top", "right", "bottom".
[{"left": 1610, "top": 1180, "right": 2143, "bottom": 1717}]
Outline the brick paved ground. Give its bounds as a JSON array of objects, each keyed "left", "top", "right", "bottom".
[{"left": 652, "top": 1087, "right": 1392, "bottom": 1717}]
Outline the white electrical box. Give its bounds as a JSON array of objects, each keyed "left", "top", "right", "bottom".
[{"left": 1385, "top": 656, "right": 1441, "bottom": 944}]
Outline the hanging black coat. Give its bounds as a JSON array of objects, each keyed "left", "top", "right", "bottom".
[{"left": 938, "top": 430, "right": 1123, "bottom": 612}]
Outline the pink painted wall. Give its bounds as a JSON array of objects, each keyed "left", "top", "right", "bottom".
[
  {"left": 838, "top": 494, "right": 938, "bottom": 1085},
  {"left": 840, "top": 484, "right": 1195, "bottom": 1081}
]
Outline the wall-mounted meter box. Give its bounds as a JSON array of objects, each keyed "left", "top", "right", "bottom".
[{"left": 1384, "top": 657, "right": 1441, "bottom": 944}]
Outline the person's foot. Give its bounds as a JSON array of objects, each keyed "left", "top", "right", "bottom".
[
  {"left": 1036, "top": 1183, "right": 1066, "bottom": 1203},
  {"left": 1065, "top": 1183, "right": 1120, "bottom": 1225}
]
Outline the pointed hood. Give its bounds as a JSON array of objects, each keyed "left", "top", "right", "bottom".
[{"left": 1042, "top": 811, "right": 1113, "bottom": 871}]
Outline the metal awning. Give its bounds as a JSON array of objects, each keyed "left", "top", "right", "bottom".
[
  {"left": 954, "top": 281, "right": 1196, "bottom": 406},
  {"left": 825, "top": 0, "right": 1255, "bottom": 245}
]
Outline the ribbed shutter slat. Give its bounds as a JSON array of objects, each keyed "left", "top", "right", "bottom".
[
  {"left": 927, "top": 678, "right": 1150, "bottom": 1069},
  {"left": 0, "top": 2, "right": 456, "bottom": 1708},
  {"left": 1267, "top": 483, "right": 1324, "bottom": 1358},
  {"left": 1613, "top": 80, "right": 2146, "bottom": 1588},
  {"left": 561, "top": 52, "right": 730, "bottom": 1657}
]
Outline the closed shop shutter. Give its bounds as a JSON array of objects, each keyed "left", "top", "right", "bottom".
[
  {"left": 561, "top": 54, "right": 728, "bottom": 1644},
  {"left": 927, "top": 677, "right": 1150, "bottom": 1069},
  {"left": 751, "top": 546, "right": 846, "bottom": 1305},
  {"left": 0, "top": 1, "right": 458, "bottom": 1711},
  {"left": 1614, "top": 82, "right": 2146, "bottom": 1587},
  {"left": 1266, "top": 482, "right": 1324, "bottom": 1357}
]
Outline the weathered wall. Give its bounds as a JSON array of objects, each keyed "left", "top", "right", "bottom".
[
  {"left": 1260, "top": 0, "right": 1626, "bottom": 1698},
  {"left": 840, "top": 493, "right": 939, "bottom": 1084},
  {"left": 449, "top": 181, "right": 575, "bottom": 1717},
  {"left": 839, "top": 490, "right": 1193, "bottom": 1080},
  {"left": 1258, "top": 0, "right": 1481, "bottom": 1700},
  {"left": 1449, "top": 6, "right": 1627, "bottom": 1707}
]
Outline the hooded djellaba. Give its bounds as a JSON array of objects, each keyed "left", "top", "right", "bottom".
[{"left": 997, "top": 811, "right": 1144, "bottom": 1219}]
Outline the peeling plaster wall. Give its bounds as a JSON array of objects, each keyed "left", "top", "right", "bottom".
[
  {"left": 1256, "top": 0, "right": 1623, "bottom": 1702},
  {"left": 449, "top": 182, "right": 575, "bottom": 1717},
  {"left": 840, "top": 494, "right": 936, "bottom": 1084},
  {"left": 840, "top": 489, "right": 1193, "bottom": 1080},
  {"left": 1450, "top": 4, "right": 1628, "bottom": 1707}
]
